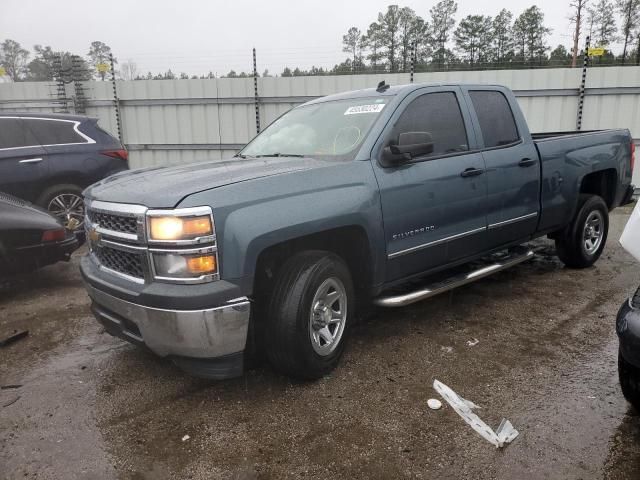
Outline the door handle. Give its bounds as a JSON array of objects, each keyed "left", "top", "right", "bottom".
[
  {"left": 460, "top": 167, "right": 484, "bottom": 178},
  {"left": 19, "top": 157, "right": 43, "bottom": 164},
  {"left": 518, "top": 158, "right": 537, "bottom": 167}
]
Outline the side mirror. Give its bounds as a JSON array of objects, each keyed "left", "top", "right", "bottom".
[{"left": 380, "top": 131, "right": 434, "bottom": 167}]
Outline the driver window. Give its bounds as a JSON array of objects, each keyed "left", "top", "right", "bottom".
[{"left": 391, "top": 92, "right": 469, "bottom": 158}]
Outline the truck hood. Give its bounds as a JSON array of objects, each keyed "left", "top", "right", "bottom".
[{"left": 86, "top": 157, "right": 325, "bottom": 208}]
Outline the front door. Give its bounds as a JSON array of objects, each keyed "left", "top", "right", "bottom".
[
  {"left": 372, "top": 87, "right": 489, "bottom": 282},
  {"left": 0, "top": 117, "right": 48, "bottom": 203}
]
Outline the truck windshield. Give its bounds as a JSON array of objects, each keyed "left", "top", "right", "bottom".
[{"left": 239, "top": 97, "right": 390, "bottom": 161}]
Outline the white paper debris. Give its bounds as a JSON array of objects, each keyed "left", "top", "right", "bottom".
[
  {"left": 181, "top": 435, "right": 190, "bottom": 442},
  {"left": 433, "top": 379, "right": 519, "bottom": 448},
  {"left": 466, "top": 338, "right": 479, "bottom": 347},
  {"left": 464, "top": 399, "right": 481, "bottom": 409},
  {"left": 427, "top": 398, "right": 442, "bottom": 410}
]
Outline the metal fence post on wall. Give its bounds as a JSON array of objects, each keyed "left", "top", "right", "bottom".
[
  {"left": 576, "top": 35, "right": 590, "bottom": 131},
  {"left": 109, "top": 53, "right": 123, "bottom": 144},
  {"left": 52, "top": 54, "right": 69, "bottom": 113},
  {"left": 253, "top": 48, "right": 260, "bottom": 134},
  {"left": 71, "top": 55, "right": 87, "bottom": 114}
]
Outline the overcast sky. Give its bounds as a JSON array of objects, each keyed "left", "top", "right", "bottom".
[{"left": 1, "top": 0, "right": 607, "bottom": 76}]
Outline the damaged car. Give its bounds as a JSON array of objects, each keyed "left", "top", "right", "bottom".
[{"left": 0, "top": 192, "right": 81, "bottom": 275}]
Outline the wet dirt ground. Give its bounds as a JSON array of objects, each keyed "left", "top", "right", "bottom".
[{"left": 2, "top": 207, "right": 640, "bottom": 479}]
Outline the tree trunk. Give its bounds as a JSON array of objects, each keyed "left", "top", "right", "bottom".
[
  {"left": 622, "top": 0, "right": 633, "bottom": 65},
  {"left": 571, "top": 2, "right": 582, "bottom": 68}
]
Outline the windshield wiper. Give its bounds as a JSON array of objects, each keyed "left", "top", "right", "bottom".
[
  {"left": 233, "top": 153, "right": 254, "bottom": 159},
  {"left": 254, "top": 153, "right": 305, "bottom": 158}
]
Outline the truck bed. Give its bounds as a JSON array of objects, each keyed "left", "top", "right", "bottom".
[
  {"left": 532, "top": 127, "right": 633, "bottom": 233},
  {"left": 531, "top": 130, "right": 608, "bottom": 141}
]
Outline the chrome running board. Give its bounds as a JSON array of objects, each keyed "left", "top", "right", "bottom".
[{"left": 374, "top": 249, "right": 535, "bottom": 308}]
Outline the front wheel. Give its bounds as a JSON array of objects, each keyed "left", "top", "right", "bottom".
[
  {"left": 265, "top": 251, "right": 354, "bottom": 380},
  {"left": 555, "top": 194, "right": 609, "bottom": 269}
]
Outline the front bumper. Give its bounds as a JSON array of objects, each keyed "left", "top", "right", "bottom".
[
  {"left": 616, "top": 293, "right": 640, "bottom": 368},
  {"left": 85, "top": 280, "right": 251, "bottom": 379}
]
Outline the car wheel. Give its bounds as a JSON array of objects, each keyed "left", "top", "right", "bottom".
[
  {"left": 265, "top": 251, "right": 354, "bottom": 380},
  {"left": 619, "top": 350, "right": 640, "bottom": 410},
  {"left": 555, "top": 194, "right": 609, "bottom": 269},
  {"left": 37, "top": 184, "right": 85, "bottom": 231}
]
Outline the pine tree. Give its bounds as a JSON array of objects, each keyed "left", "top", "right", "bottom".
[
  {"left": 430, "top": 0, "right": 458, "bottom": 67},
  {"left": 616, "top": 0, "right": 640, "bottom": 63},
  {"left": 454, "top": 15, "right": 493, "bottom": 66},
  {"left": 513, "top": 6, "right": 551, "bottom": 64},
  {"left": 492, "top": 9, "right": 514, "bottom": 64}
]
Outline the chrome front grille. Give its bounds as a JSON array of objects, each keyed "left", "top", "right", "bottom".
[
  {"left": 86, "top": 199, "right": 147, "bottom": 244},
  {"left": 89, "top": 211, "right": 138, "bottom": 235},
  {"left": 94, "top": 245, "right": 144, "bottom": 279},
  {"left": 86, "top": 199, "right": 149, "bottom": 283}
]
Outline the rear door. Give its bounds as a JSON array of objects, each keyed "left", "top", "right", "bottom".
[
  {"left": 462, "top": 88, "right": 540, "bottom": 247},
  {"left": 0, "top": 117, "right": 48, "bottom": 203},
  {"left": 22, "top": 117, "right": 98, "bottom": 183},
  {"left": 372, "top": 87, "right": 489, "bottom": 282}
]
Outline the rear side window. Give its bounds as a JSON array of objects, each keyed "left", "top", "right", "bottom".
[
  {"left": 0, "top": 118, "right": 39, "bottom": 149},
  {"left": 23, "top": 118, "right": 88, "bottom": 146},
  {"left": 469, "top": 91, "right": 520, "bottom": 148},
  {"left": 392, "top": 92, "right": 469, "bottom": 158}
]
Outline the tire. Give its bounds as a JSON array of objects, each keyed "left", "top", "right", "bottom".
[
  {"left": 555, "top": 194, "right": 609, "bottom": 269},
  {"left": 37, "top": 184, "right": 85, "bottom": 230},
  {"left": 265, "top": 251, "right": 354, "bottom": 380},
  {"left": 619, "top": 351, "right": 640, "bottom": 411}
]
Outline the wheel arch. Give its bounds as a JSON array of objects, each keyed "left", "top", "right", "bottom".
[
  {"left": 578, "top": 168, "right": 618, "bottom": 210},
  {"left": 252, "top": 225, "right": 375, "bottom": 303}
]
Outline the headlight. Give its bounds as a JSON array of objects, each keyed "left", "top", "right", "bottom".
[
  {"left": 147, "top": 206, "right": 219, "bottom": 283},
  {"left": 147, "top": 207, "right": 214, "bottom": 244},
  {"left": 152, "top": 249, "right": 218, "bottom": 280}
]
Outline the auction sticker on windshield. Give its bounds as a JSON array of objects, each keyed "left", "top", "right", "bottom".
[{"left": 344, "top": 104, "right": 385, "bottom": 115}]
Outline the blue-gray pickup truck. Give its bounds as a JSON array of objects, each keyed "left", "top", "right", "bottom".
[{"left": 80, "top": 82, "right": 635, "bottom": 380}]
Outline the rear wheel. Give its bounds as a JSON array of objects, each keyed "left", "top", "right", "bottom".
[
  {"left": 619, "top": 351, "right": 640, "bottom": 411},
  {"left": 37, "top": 184, "right": 85, "bottom": 230},
  {"left": 265, "top": 251, "right": 354, "bottom": 380},
  {"left": 555, "top": 194, "right": 608, "bottom": 268}
]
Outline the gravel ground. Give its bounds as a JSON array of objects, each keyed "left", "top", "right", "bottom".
[{"left": 1, "top": 206, "right": 640, "bottom": 479}]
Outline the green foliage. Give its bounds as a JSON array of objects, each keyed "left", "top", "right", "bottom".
[
  {"left": 512, "top": 6, "right": 551, "bottom": 63},
  {"left": 549, "top": 44, "right": 572, "bottom": 65},
  {"left": 454, "top": 15, "right": 493, "bottom": 65},
  {"left": 493, "top": 9, "right": 515, "bottom": 63},
  {"left": 342, "top": 26, "right": 364, "bottom": 70},
  {"left": 587, "top": 0, "right": 618, "bottom": 46},
  {"left": 87, "top": 41, "right": 115, "bottom": 80},
  {"left": 430, "top": 0, "right": 458, "bottom": 66},
  {"left": 616, "top": 0, "right": 640, "bottom": 62},
  {"left": 1, "top": 39, "right": 29, "bottom": 81}
]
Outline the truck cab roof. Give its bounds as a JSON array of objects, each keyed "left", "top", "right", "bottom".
[{"left": 305, "top": 82, "right": 507, "bottom": 106}]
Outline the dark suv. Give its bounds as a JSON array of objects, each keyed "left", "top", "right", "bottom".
[{"left": 0, "top": 113, "right": 128, "bottom": 229}]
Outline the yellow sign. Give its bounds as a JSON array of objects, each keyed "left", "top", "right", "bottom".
[
  {"left": 588, "top": 47, "right": 606, "bottom": 56},
  {"left": 0, "top": 66, "right": 6, "bottom": 76},
  {"left": 96, "top": 63, "right": 110, "bottom": 73}
]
